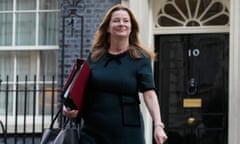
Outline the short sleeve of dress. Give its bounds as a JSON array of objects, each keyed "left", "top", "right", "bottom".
[{"left": 137, "top": 57, "right": 156, "bottom": 92}]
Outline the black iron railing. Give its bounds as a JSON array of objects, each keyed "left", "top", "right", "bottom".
[{"left": 0, "top": 75, "right": 63, "bottom": 144}]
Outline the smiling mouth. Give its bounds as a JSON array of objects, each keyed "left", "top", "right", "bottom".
[{"left": 117, "top": 29, "right": 126, "bottom": 32}]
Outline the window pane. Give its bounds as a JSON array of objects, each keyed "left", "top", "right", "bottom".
[
  {"left": 40, "top": 50, "right": 57, "bottom": 80},
  {"left": 39, "top": 12, "right": 59, "bottom": 45},
  {"left": 16, "top": 0, "right": 36, "bottom": 10},
  {"left": 16, "top": 13, "right": 36, "bottom": 45},
  {"left": 16, "top": 52, "right": 37, "bottom": 81},
  {"left": 0, "top": 0, "right": 13, "bottom": 11},
  {"left": 0, "top": 52, "right": 14, "bottom": 81},
  {"left": 40, "top": 0, "right": 59, "bottom": 10},
  {"left": 0, "top": 14, "right": 13, "bottom": 46}
]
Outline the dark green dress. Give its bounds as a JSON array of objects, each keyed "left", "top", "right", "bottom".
[{"left": 81, "top": 51, "right": 155, "bottom": 144}]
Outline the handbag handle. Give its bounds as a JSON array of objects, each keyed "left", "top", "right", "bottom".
[
  {"left": 49, "top": 106, "right": 71, "bottom": 129},
  {"left": 49, "top": 107, "right": 62, "bottom": 129}
]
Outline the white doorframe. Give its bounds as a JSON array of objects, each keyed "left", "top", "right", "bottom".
[{"left": 229, "top": 0, "right": 240, "bottom": 144}]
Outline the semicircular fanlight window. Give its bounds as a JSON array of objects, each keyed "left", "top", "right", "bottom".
[{"left": 156, "top": 0, "right": 229, "bottom": 27}]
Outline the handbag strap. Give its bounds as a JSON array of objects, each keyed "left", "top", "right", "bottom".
[
  {"left": 49, "top": 106, "right": 73, "bottom": 129},
  {"left": 49, "top": 107, "right": 62, "bottom": 129}
]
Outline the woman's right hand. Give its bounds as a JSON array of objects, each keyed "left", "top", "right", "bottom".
[{"left": 62, "top": 106, "right": 79, "bottom": 118}]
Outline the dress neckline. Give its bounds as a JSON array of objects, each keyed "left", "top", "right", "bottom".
[
  {"left": 104, "top": 51, "right": 128, "bottom": 67},
  {"left": 107, "top": 50, "right": 128, "bottom": 57}
]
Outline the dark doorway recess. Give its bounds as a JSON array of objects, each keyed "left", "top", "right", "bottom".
[{"left": 154, "top": 34, "right": 229, "bottom": 144}]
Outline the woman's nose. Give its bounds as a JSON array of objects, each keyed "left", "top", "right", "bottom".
[
  {"left": 119, "top": 21, "right": 123, "bottom": 26},
  {"left": 119, "top": 20, "right": 125, "bottom": 26}
]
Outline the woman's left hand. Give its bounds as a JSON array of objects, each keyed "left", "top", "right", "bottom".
[
  {"left": 62, "top": 106, "right": 79, "bottom": 119},
  {"left": 154, "top": 126, "right": 168, "bottom": 144}
]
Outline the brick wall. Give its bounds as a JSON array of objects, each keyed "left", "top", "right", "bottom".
[{"left": 58, "top": 0, "right": 120, "bottom": 86}]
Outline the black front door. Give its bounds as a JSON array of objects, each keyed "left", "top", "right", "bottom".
[{"left": 154, "top": 34, "right": 228, "bottom": 144}]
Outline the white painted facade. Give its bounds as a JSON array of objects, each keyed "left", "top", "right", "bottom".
[{"left": 122, "top": 0, "right": 240, "bottom": 144}]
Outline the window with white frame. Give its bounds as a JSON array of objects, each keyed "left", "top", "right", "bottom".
[
  {"left": 154, "top": 0, "right": 229, "bottom": 27},
  {"left": 0, "top": 0, "right": 59, "bottom": 125}
]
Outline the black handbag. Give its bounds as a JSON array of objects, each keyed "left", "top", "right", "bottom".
[
  {"left": 40, "top": 108, "right": 96, "bottom": 144},
  {"left": 40, "top": 108, "right": 62, "bottom": 144},
  {"left": 40, "top": 108, "right": 81, "bottom": 144},
  {"left": 53, "top": 120, "right": 80, "bottom": 144},
  {"left": 51, "top": 119, "right": 96, "bottom": 144}
]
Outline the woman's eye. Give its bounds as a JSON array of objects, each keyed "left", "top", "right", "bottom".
[
  {"left": 111, "top": 19, "right": 129, "bottom": 23},
  {"left": 112, "top": 19, "right": 120, "bottom": 22}
]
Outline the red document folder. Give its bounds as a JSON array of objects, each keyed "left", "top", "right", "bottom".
[{"left": 61, "top": 59, "right": 91, "bottom": 112}]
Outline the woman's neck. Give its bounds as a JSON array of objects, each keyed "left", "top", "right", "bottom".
[{"left": 108, "top": 38, "right": 129, "bottom": 55}]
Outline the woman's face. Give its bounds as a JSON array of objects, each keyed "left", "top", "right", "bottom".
[{"left": 107, "top": 10, "right": 131, "bottom": 39}]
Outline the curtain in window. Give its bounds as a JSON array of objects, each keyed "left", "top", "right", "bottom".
[
  {"left": 40, "top": 50, "right": 57, "bottom": 80},
  {"left": 15, "top": 0, "right": 36, "bottom": 45},
  {"left": 0, "top": 0, "right": 13, "bottom": 11},
  {"left": 0, "top": 0, "right": 13, "bottom": 46},
  {"left": 16, "top": 0, "right": 36, "bottom": 10},
  {"left": 39, "top": 0, "right": 59, "bottom": 45},
  {"left": 16, "top": 13, "right": 36, "bottom": 46},
  {"left": 40, "top": 0, "right": 59, "bottom": 10},
  {"left": 0, "top": 14, "right": 13, "bottom": 46},
  {"left": 39, "top": 12, "right": 59, "bottom": 45},
  {"left": 0, "top": 52, "right": 14, "bottom": 80},
  {"left": 16, "top": 51, "right": 38, "bottom": 81}
]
